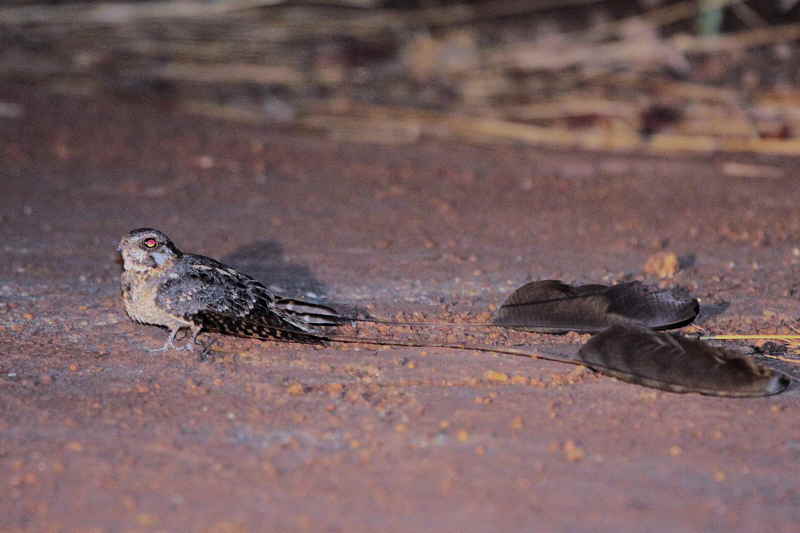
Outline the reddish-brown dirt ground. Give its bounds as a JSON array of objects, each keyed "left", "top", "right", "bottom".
[{"left": 1, "top": 83, "right": 799, "bottom": 532}]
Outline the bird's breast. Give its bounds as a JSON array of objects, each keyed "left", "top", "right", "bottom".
[{"left": 121, "top": 270, "right": 190, "bottom": 329}]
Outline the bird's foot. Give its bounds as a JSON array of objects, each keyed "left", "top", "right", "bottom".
[
  {"left": 195, "top": 335, "right": 220, "bottom": 362},
  {"left": 146, "top": 328, "right": 192, "bottom": 353},
  {"left": 144, "top": 344, "right": 171, "bottom": 353},
  {"left": 145, "top": 338, "right": 180, "bottom": 352},
  {"left": 145, "top": 339, "right": 191, "bottom": 353}
]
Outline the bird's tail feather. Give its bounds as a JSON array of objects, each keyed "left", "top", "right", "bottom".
[
  {"left": 193, "top": 319, "right": 789, "bottom": 398},
  {"left": 274, "top": 298, "right": 346, "bottom": 328}
]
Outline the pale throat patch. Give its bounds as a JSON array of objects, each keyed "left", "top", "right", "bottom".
[{"left": 150, "top": 250, "right": 173, "bottom": 267}]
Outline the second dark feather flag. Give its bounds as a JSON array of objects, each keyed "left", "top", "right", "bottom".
[{"left": 494, "top": 280, "right": 699, "bottom": 333}]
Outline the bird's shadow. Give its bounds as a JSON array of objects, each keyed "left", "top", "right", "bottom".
[
  {"left": 221, "top": 240, "right": 369, "bottom": 318},
  {"left": 222, "top": 240, "right": 329, "bottom": 299}
]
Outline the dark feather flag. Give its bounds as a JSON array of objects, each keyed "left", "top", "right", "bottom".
[
  {"left": 494, "top": 280, "right": 698, "bottom": 333},
  {"left": 578, "top": 325, "right": 789, "bottom": 397}
]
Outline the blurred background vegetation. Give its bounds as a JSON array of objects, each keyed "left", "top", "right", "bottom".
[{"left": 4, "top": 0, "right": 800, "bottom": 154}]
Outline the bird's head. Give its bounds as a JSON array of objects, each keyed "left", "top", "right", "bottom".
[{"left": 118, "top": 228, "right": 182, "bottom": 272}]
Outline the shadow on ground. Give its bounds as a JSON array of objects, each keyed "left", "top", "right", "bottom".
[{"left": 223, "top": 240, "right": 329, "bottom": 298}]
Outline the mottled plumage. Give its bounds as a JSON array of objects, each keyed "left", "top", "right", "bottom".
[{"left": 118, "top": 228, "right": 341, "bottom": 351}]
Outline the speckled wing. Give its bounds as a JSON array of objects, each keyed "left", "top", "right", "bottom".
[
  {"left": 578, "top": 325, "right": 790, "bottom": 397},
  {"left": 156, "top": 254, "right": 340, "bottom": 342},
  {"left": 493, "top": 280, "right": 698, "bottom": 333}
]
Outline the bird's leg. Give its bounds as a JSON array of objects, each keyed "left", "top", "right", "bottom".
[
  {"left": 146, "top": 327, "right": 185, "bottom": 352},
  {"left": 187, "top": 326, "right": 220, "bottom": 361},
  {"left": 183, "top": 326, "right": 205, "bottom": 351}
]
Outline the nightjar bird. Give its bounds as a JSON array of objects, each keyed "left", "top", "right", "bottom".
[{"left": 118, "top": 228, "right": 342, "bottom": 351}]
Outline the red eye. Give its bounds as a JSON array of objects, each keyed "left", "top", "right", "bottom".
[{"left": 143, "top": 238, "right": 158, "bottom": 248}]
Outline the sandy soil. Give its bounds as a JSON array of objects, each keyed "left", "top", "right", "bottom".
[{"left": 1, "top": 83, "right": 799, "bottom": 532}]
